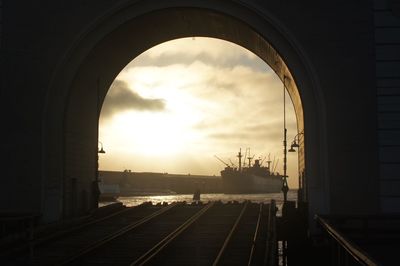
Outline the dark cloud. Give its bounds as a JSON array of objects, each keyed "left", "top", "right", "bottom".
[
  {"left": 205, "top": 77, "right": 242, "bottom": 96},
  {"left": 208, "top": 126, "right": 283, "bottom": 142},
  {"left": 192, "top": 117, "right": 235, "bottom": 131},
  {"left": 101, "top": 80, "right": 165, "bottom": 119},
  {"left": 208, "top": 128, "right": 283, "bottom": 141},
  {"left": 204, "top": 115, "right": 297, "bottom": 142},
  {"left": 126, "top": 52, "right": 268, "bottom": 73},
  {"left": 208, "top": 132, "right": 249, "bottom": 140}
]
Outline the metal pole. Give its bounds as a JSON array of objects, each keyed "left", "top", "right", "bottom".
[
  {"left": 282, "top": 77, "right": 289, "bottom": 203},
  {"left": 94, "top": 78, "right": 100, "bottom": 208}
]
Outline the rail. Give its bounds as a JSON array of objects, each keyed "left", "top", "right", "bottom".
[
  {"left": 247, "top": 203, "right": 263, "bottom": 266},
  {"left": 13, "top": 201, "right": 277, "bottom": 265},
  {"left": 34, "top": 203, "right": 132, "bottom": 246},
  {"left": 264, "top": 199, "right": 277, "bottom": 266},
  {"left": 315, "top": 215, "right": 381, "bottom": 266},
  {"left": 213, "top": 201, "right": 249, "bottom": 265},
  {"left": 318, "top": 214, "right": 400, "bottom": 241},
  {"left": 0, "top": 202, "right": 141, "bottom": 258},
  {"left": 60, "top": 202, "right": 179, "bottom": 265},
  {"left": 131, "top": 201, "right": 215, "bottom": 265}
]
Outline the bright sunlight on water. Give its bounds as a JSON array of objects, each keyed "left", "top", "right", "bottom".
[{"left": 100, "top": 190, "right": 297, "bottom": 216}]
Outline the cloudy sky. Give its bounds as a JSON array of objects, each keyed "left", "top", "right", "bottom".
[{"left": 99, "top": 37, "right": 299, "bottom": 188}]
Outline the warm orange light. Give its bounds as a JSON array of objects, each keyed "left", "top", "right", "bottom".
[{"left": 98, "top": 37, "right": 299, "bottom": 188}]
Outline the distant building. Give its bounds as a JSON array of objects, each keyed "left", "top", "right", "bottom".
[{"left": 99, "top": 170, "right": 223, "bottom": 195}]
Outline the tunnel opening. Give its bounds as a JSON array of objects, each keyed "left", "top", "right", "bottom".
[
  {"left": 97, "top": 37, "right": 300, "bottom": 210},
  {"left": 43, "top": 4, "right": 326, "bottom": 225}
]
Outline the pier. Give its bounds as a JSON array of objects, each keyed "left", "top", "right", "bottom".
[
  {"left": 2, "top": 0, "right": 400, "bottom": 265},
  {"left": 3, "top": 199, "right": 398, "bottom": 265},
  {"left": 1, "top": 201, "right": 277, "bottom": 265}
]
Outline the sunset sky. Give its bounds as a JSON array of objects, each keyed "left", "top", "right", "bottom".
[{"left": 99, "top": 37, "right": 299, "bottom": 188}]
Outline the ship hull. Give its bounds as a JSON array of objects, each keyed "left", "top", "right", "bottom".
[
  {"left": 221, "top": 173, "right": 282, "bottom": 194},
  {"left": 98, "top": 182, "right": 120, "bottom": 201}
]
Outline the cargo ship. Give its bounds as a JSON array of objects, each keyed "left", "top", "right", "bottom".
[{"left": 218, "top": 149, "right": 283, "bottom": 194}]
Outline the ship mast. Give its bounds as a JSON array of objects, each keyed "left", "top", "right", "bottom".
[
  {"left": 243, "top": 148, "right": 248, "bottom": 167},
  {"left": 237, "top": 148, "right": 242, "bottom": 171},
  {"left": 247, "top": 148, "right": 251, "bottom": 167},
  {"left": 247, "top": 153, "right": 254, "bottom": 167},
  {"left": 266, "top": 154, "right": 272, "bottom": 171}
]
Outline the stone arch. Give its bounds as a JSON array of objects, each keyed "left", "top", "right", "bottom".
[{"left": 42, "top": 1, "right": 327, "bottom": 221}]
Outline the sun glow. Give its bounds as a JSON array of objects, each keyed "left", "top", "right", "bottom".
[
  {"left": 111, "top": 113, "right": 200, "bottom": 156},
  {"left": 99, "top": 37, "right": 299, "bottom": 187},
  {"left": 104, "top": 86, "right": 205, "bottom": 156}
]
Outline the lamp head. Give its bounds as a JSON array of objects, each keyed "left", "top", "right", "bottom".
[
  {"left": 288, "top": 147, "right": 296, "bottom": 152},
  {"left": 98, "top": 147, "right": 105, "bottom": 154},
  {"left": 291, "top": 141, "right": 299, "bottom": 148}
]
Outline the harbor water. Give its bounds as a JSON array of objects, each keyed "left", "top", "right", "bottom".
[{"left": 100, "top": 190, "right": 298, "bottom": 216}]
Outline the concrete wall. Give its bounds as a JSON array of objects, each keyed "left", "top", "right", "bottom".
[
  {"left": 374, "top": 0, "right": 400, "bottom": 212},
  {"left": 1, "top": 0, "right": 385, "bottom": 224}
]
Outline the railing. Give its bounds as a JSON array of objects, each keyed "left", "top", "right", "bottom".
[
  {"left": 315, "top": 215, "right": 381, "bottom": 266},
  {"left": 264, "top": 199, "right": 277, "bottom": 266},
  {"left": 0, "top": 212, "right": 40, "bottom": 258},
  {"left": 0, "top": 212, "right": 40, "bottom": 242}
]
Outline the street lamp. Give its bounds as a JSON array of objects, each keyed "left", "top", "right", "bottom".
[
  {"left": 94, "top": 141, "right": 105, "bottom": 208},
  {"left": 288, "top": 132, "right": 304, "bottom": 152},
  {"left": 288, "top": 131, "right": 305, "bottom": 203},
  {"left": 98, "top": 141, "right": 106, "bottom": 154}
]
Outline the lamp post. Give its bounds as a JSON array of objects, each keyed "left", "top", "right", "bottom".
[
  {"left": 94, "top": 141, "right": 105, "bottom": 208},
  {"left": 282, "top": 76, "right": 289, "bottom": 204},
  {"left": 288, "top": 131, "right": 305, "bottom": 203},
  {"left": 281, "top": 76, "right": 290, "bottom": 266}
]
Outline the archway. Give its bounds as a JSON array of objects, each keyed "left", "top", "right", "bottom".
[
  {"left": 43, "top": 2, "right": 326, "bottom": 222},
  {"left": 99, "top": 37, "right": 301, "bottom": 206}
]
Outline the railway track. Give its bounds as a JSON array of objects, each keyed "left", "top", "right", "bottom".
[
  {"left": 138, "top": 201, "right": 273, "bottom": 266},
  {"left": 2, "top": 201, "right": 276, "bottom": 265},
  {"left": 72, "top": 202, "right": 212, "bottom": 265},
  {"left": 1, "top": 202, "right": 175, "bottom": 265}
]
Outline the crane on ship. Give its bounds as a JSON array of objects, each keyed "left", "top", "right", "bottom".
[
  {"left": 229, "top": 159, "right": 237, "bottom": 168},
  {"left": 214, "top": 155, "right": 231, "bottom": 168}
]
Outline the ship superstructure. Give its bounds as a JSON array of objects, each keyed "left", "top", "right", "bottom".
[{"left": 219, "top": 149, "right": 283, "bottom": 194}]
